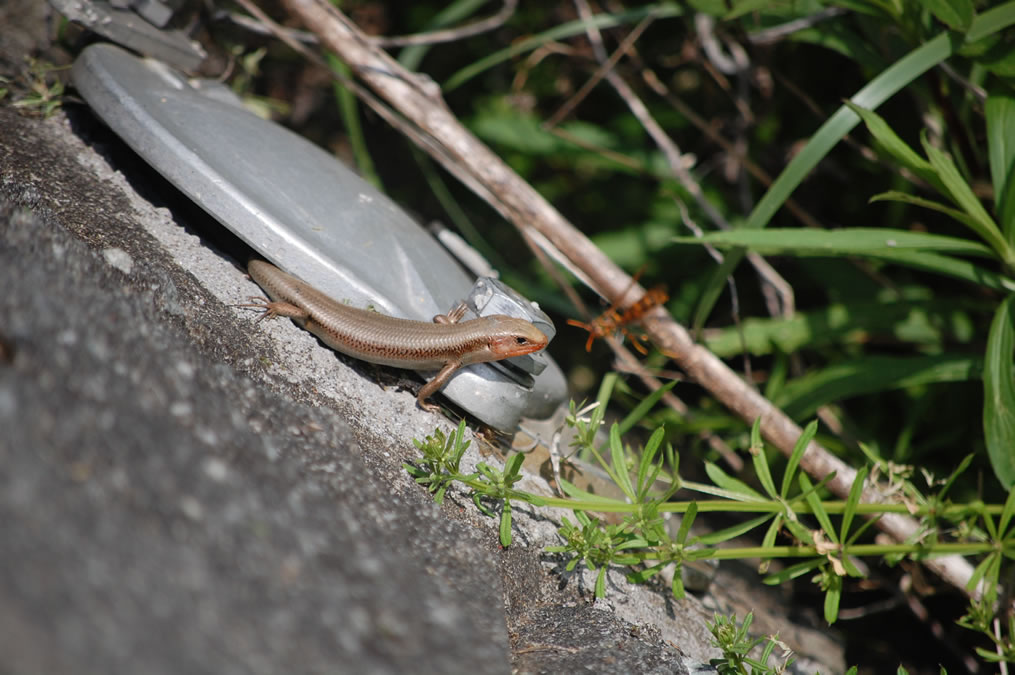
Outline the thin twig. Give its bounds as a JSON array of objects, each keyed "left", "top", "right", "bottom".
[
  {"left": 372, "top": 0, "right": 518, "bottom": 47},
  {"left": 544, "top": 10, "right": 657, "bottom": 129},
  {"left": 213, "top": 7, "right": 318, "bottom": 44},
  {"left": 230, "top": 0, "right": 519, "bottom": 49},
  {"left": 747, "top": 7, "right": 848, "bottom": 46}
]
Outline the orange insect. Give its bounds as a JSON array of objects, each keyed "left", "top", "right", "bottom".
[{"left": 567, "top": 285, "right": 668, "bottom": 354}]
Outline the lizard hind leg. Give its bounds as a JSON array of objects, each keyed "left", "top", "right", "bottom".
[{"left": 416, "top": 360, "right": 461, "bottom": 411}]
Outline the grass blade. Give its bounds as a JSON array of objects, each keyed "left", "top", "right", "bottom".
[
  {"left": 616, "top": 381, "right": 677, "bottom": 437},
  {"left": 776, "top": 354, "right": 980, "bottom": 419},
  {"left": 983, "top": 294, "right": 1015, "bottom": 488},
  {"left": 705, "top": 461, "right": 765, "bottom": 499},
  {"left": 916, "top": 0, "right": 974, "bottom": 32},
  {"left": 782, "top": 420, "right": 817, "bottom": 499},
  {"left": 610, "top": 424, "right": 635, "bottom": 499},
  {"left": 752, "top": 441, "right": 778, "bottom": 499},
  {"left": 673, "top": 227, "right": 994, "bottom": 257},
  {"left": 444, "top": 4, "right": 682, "bottom": 91},
  {"left": 922, "top": 139, "right": 1012, "bottom": 262},
  {"left": 986, "top": 95, "right": 1015, "bottom": 237},
  {"left": 870, "top": 191, "right": 998, "bottom": 241},
  {"left": 840, "top": 466, "right": 868, "bottom": 543},
  {"left": 845, "top": 101, "right": 941, "bottom": 190}
]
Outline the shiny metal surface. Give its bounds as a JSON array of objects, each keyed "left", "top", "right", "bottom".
[{"left": 71, "top": 43, "right": 566, "bottom": 428}]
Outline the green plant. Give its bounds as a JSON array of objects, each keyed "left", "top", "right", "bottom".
[
  {"left": 405, "top": 376, "right": 1015, "bottom": 663},
  {"left": 404, "top": 418, "right": 545, "bottom": 546},
  {"left": 472, "top": 451, "right": 529, "bottom": 547},
  {"left": 5, "top": 58, "right": 66, "bottom": 117},
  {"left": 708, "top": 611, "right": 795, "bottom": 675},
  {"left": 403, "top": 418, "right": 474, "bottom": 504}
]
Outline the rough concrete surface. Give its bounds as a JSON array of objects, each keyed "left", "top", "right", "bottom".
[{"left": 0, "top": 9, "right": 845, "bottom": 674}]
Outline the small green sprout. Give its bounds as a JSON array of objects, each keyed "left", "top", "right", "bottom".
[
  {"left": 7, "top": 58, "right": 67, "bottom": 118},
  {"left": 708, "top": 611, "right": 795, "bottom": 675},
  {"left": 403, "top": 419, "right": 474, "bottom": 504}
]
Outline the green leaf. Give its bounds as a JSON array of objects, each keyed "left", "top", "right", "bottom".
[
  {"left": 504, "top": 452, "right": 525, "bottom": 480},
  {"left": 738, "top": 611, "right": 754, "bottom": 639},
  {"left": 966, "top": 553, "right": 1001, "bottom": 603},
  {"left": 444, "top": 4, "right": 683, "bottom": 91},
  {"left": 676, "top": 501, "right": 698, "bottom": 544},
  {"left": 860, "top": 249, "right": 1015, "bottom": 292},
  {"left": 844, "top": 102, "right": 941, "bottom": 190},
  {"left": 776, "top": 354, "right": 981, "bottom": 419},
  {"left": 763, "top": 558, "right": 825, "bottom": 585},
  {"left": 704, "top": 297, "right": 986, "bottom": 358},
  {"left": 784, "top": 517, "right": 818, "bottom": 546},
  {"left": 500, "top": 501, "right": 513, "bottom": 547},
  {"left": 824, "top": 581, "right": 841, "bottom": 624},
  {"left": 999, "top": 168, "right": 1015, "bottom": 245},
  {"left": 870, "top": 191, "right": 1000, "bottom": 241},
  {"left": 986, "top": 95, "right": 1015, "bottom": 236},
  {"left": 672, "top": 227, "right": 994, "bottom": 257},
  {"left": 841, "top": 466, "right": 868, "bottom": 543},
  {"left": 704, "top": 461, "right": 765, "bottom": 499},
  {"left": 761, "top": 514, "right": 784, "bottom": 550},
  {"left": 1000, "top": 482, "right": 1015, "bottom": 535},
  {"left": 974, "top": 37, "right": 1015, "bottom": 78},
  {"left": 628, "top": 561, "right": 667, "bottom": 584},
  {"left": 801, "top": 473, "right": 837, "bottom": 544},
  {"left": 916, "top": 0, "right": 974, "bottom": 31},
  {"left": 983, "top": 294, "right": 1015, "bottom": 488},
  {"left": 671, "top": 565, "right": 685, "bottom": 599},
  {"left": 937, "top": 453, "right": 974, "bottom": 500},
  {"left": 471, "top": 107, "right": 561, "bottom": 154},
  {"left": 616, "top": 381, "right": 677, "bottom": 437},
  {"left": 557, "top": 478, "right": 629, "bottom": 507},
  {"left": 596, "top": 373, "right": 619, "bottom": 413},
  {"left": 750, "top": 417, "right": 763, "bottom": 452},
  {"left": 795, "top": 472, "right": 837, "bottom": 506},
  {"left": 787, "top": 23, "right": 888, "bottom": 73},
  {"left": 636, "top": 426, "right": 666, "bottom": 497},
  {"left": 723, "top": 0, "right": 774, "bottom": 20},
  {"left": 923, "top": 138, "right": 1013, "bottom": 262},
  {"left": 752, "top": 442, "right": 778, "bottom": 499},
  {"left": 694, "top": 513, "right": 773, "bottom": 546},
  {"left": 983, "top": 504, "right": 1000, "bottom": 541},
  {"left": 783, "top": 420, "right": 817, "bottom": 499},
  {"left": 610, "top": 424, "right": 635, "bottom": 500}
]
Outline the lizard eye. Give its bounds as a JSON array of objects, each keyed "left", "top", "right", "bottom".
[{"left": 516, "top": 336, "right": 529, "bottom": 345}]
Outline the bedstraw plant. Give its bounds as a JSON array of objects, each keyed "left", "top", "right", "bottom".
[{"left": 405, "top": 372, "right": 1015, "bottom": 665}]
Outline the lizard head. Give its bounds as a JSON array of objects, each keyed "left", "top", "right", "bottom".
[{"left": 481, "top": 317, "right": 548, "bottom": 362}]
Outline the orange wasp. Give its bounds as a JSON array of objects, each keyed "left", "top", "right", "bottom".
[{"left": 567, "top": 285, "right": 669, "bottom": 354}]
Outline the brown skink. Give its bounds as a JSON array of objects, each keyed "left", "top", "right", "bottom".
[{"left": 242, "top": 260, "right": 548, "bottom": 411}]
